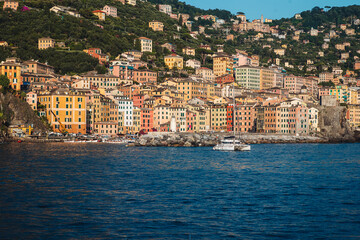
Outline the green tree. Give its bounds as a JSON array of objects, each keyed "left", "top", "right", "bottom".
[
  {"left": 0, "top": 75, "right": 10, "bottom": 92},
  {"left": 134, "top": 38, "right": 141, "bottom": 51},
  {"left": 95, "top": 64, "right": 108, "bottom": 74}
]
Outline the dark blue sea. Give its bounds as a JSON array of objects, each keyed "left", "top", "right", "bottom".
[{"left": 0, "top": 143, "right": 360, "bottom": 239}]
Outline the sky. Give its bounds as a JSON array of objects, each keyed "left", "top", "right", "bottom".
[{"left": 182, "top": 0, "right": 359, "bottom": 20}]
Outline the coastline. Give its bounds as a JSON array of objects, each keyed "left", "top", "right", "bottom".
[
  {"left": 2, "top": 131, "right": 359, "bottom": 146},
  {"left": 127, "top": 132, "right": 359, "bottom": 147}
]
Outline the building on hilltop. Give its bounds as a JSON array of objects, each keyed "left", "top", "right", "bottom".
[
  {"left": 3, "top": 0, "right": 18, "bottom": 11},
  {"left": 158, "top": 4, "right": 172, "bottom": 14},
  {"left": 164, "top": 54, "right": 183, "bottom": 70},
  {"left": 213, "top": 53, "right": 233, "bottom": 77},
  {"left": 103, "top": 5, "right": 117, "bottom": 18},
  {"left": 38, "top": 37, "right": 55, "bottom": 50},
  {"left": 92, "top": 10, "right": 106, "bottom": 21},
  {"left": 83, "top": 48, "right": 109, "bottom": 65},
  {"left": 149, "top": 21, "right": 164, "bottom": 31},
  {"left": 0, "top": 57, "right": 24, "bottom": 91},
  {"left": 136, "top": 37, "right": 152, "bottom": 52}
]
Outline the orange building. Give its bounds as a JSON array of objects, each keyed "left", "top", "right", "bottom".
[
  {"left": 83, "top": 48, "right": 109, "bottom": 64},
  {"left": 0, "top": 58, "right": 23, "bottom": 91},
  {"left": 92, "top": 10, "right": 106, "bottom": 21},
  {"left": 3, "top": 0, "right": 19, "bottom": 10},
  {"left": 38, "top": 89, "right": 87, "bottom": 134}
]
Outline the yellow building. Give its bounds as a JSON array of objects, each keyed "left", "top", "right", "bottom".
[
  {"left": 182, "top": 47, "right": 196, "bottom": 56},
  {"left": 38, "top": 37, "right": 55, "bottom": 50},
  {"left": 149, "top": 21, "right": 164, "bottom": 31},
  {"left": 213, "top": 53, "right": 233, "bottom": 76},
  {"left": 177, "top": 79, "right": 207, "bottom": 100},
  {"left": 187, "top": 105, "right": 210, "bottom": 132},
  {"left": 329, "top": 85, "right": 349, "bottom": 103},
  {"left": 347, "top": 105, "right": 360, "bottom": 128},
  {"left": 0, "top": 58, "right": 23, "bottom": 91},
  {"left": 92, "top": 10, "right": 106, "bottom": 21},
  {"left": 210, "top": 104, "right": 227, "bottom": 132},
  {"left": 349, "top": 89, "right": 359, "bottom": 105},
  {"left": 164, "top": 54, "right": 183, "bottom": 70},
  {"left": 260, "top": 68, "right": 274, "bottom": 90},
  {"left": 38, "top": 89, "right": 87, "bottom": 134},
  {"left": 132, "top": 107, "right": 141, "bottom": 133}
]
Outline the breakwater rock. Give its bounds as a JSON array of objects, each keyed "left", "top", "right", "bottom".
[{"left": 129, "top": 132, "right": 327, "bottom": 147}]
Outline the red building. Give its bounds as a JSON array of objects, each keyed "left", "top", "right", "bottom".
[
  {"left": 118, "top": 85, "right": 140, "bottom": 100},
  {"left": 133, "top": 94, "right": 145, "bottom": 108},
  {"left": 216, "top": 74, "right": 234, "bottom": 85},
  {"left": 226, "top": 105, "right": 234, "bottom": 132},
  {"left": 83, "top": 48, "right": 109, "bottom": 65},
  {"left": 140, "top": 108, "right": 154, "bottom": 133}
]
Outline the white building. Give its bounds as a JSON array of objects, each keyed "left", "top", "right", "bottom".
[
  {"left": 235, "top": 66, "right": 261, "bottom": 90},
  {"left": 137, "top": 37, "right": 152, "bottom": 52},
  {"left": 186, "top": 59, "right": 201, "bottom": 69},
  {"left": 158, "top": 4, "right": 172, "bottom": 14},
  {"left": 195, "top": 67, "right": 215, "bottom": 81},
  {"left": 308, "top": 107, "right": 319, "bottom": 132},
  {"left": 126, "top": 0, "right": 136, "bottom": 6},
  {"left": 118, "top": 99, "right": 133, "bottom": 127}
]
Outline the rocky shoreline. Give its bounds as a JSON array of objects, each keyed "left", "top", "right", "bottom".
[{"left": 127, "top": 132, "right": 342, "bottom": 147}]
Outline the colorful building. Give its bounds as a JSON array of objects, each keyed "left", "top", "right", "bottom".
[
  {"left": 83, "top": 48, "right": 109, "bottom": 64},
  {"left": 103, "top": 5, "right": 117, "bottom": 17},
  {"left": 0, "top": 58, "right": 23, "bottom": 91},
  {"left": 38, "top": 37, "right": 55, "bottom": 50},
  {"left": 3, "top": 0, "right": 19, "bottom": 11},
  {"left": 38, "top": 89, "right": 87, "bottom": 134},
  {"left": 164, "top": 54, "right": 183, "bottom": 70},
  {"left": 235, "top": 66, "right": 261, "bottom": 90},
  {"left": 149, "top": 21, "right": 164, "bottom": 31},
  {"left": 92, "top": 10, "right": 106, "bottom": 21},
  {"left": 213, "top": 53, "right": 233, "bottom": 76},
  {"left": 137, "top": 37, "right": 152, "bottom": 52}
]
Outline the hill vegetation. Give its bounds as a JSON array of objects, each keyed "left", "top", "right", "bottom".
[{"left": 0, "top": 1, "right": 359, "bottom": 76}]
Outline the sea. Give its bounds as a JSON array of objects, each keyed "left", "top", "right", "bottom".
[{"left": 0, "top": 143, "right": 359, "bottom": 239}]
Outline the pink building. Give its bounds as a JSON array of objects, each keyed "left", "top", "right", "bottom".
[
  {"left": 26, "top": 92, "right": 37, "bottom": 110},
  {"left": 103, "top": 5, "right": 117, "bottom": 17},
  {"left": 186, "top": 111, "right": 195, "bottom": 132},
  {"left": 133, "top": 94, "right": 145, "bottom": 108},
  {"left": 318, "top": 87, "right": 330, "bottom": 98},
  {"left": 153, "top": 105, "right": 170, "bottom": 130},
  {"left": 131, "top": 60, "right": 147, "bottom": 69},
  {"left": 233, "top": 104, "right": 256, "bottom": 132},
  {"left": 133, "top": 70, "right": 157, "bottom": 84},
  {"left": 110, "top": 64, "right": 134, "bottom": 80},
  {"left": 284, "top": 75, "right": 305, "bottom": 93}
]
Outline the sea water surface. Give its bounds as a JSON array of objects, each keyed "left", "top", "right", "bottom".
[{"left": 0, "top": 143, "right": 360, "bottom": 239}]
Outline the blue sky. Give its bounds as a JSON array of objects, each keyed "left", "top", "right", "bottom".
[{"left": 183, "top": 0, "right": 359, "bottom": 20}]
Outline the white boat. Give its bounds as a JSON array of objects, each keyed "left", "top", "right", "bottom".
[
  {"left": 213, "top": 136, "right": 251, "bottom": 151},
  {"left": 213, "top": 84, "right": 251, "bottom": 152}
]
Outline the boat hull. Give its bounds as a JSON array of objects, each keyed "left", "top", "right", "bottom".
[{"left": 213, "top": 144, "right": 251, "bottom": 151}]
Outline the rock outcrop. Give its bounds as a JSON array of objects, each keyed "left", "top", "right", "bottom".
[
  {"left": 0, "top": 92, "right": 48, "bottom": 138},
  {"left": 317, "top": 106, "right": 357, "bottom": 142}
]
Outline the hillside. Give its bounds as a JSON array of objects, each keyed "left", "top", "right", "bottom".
[
  {"left": 0, "top": 0, "right": 211, "bottom": 73},
  {"left": 0, "top": 1, "right": 359, "bottom": 77}
]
